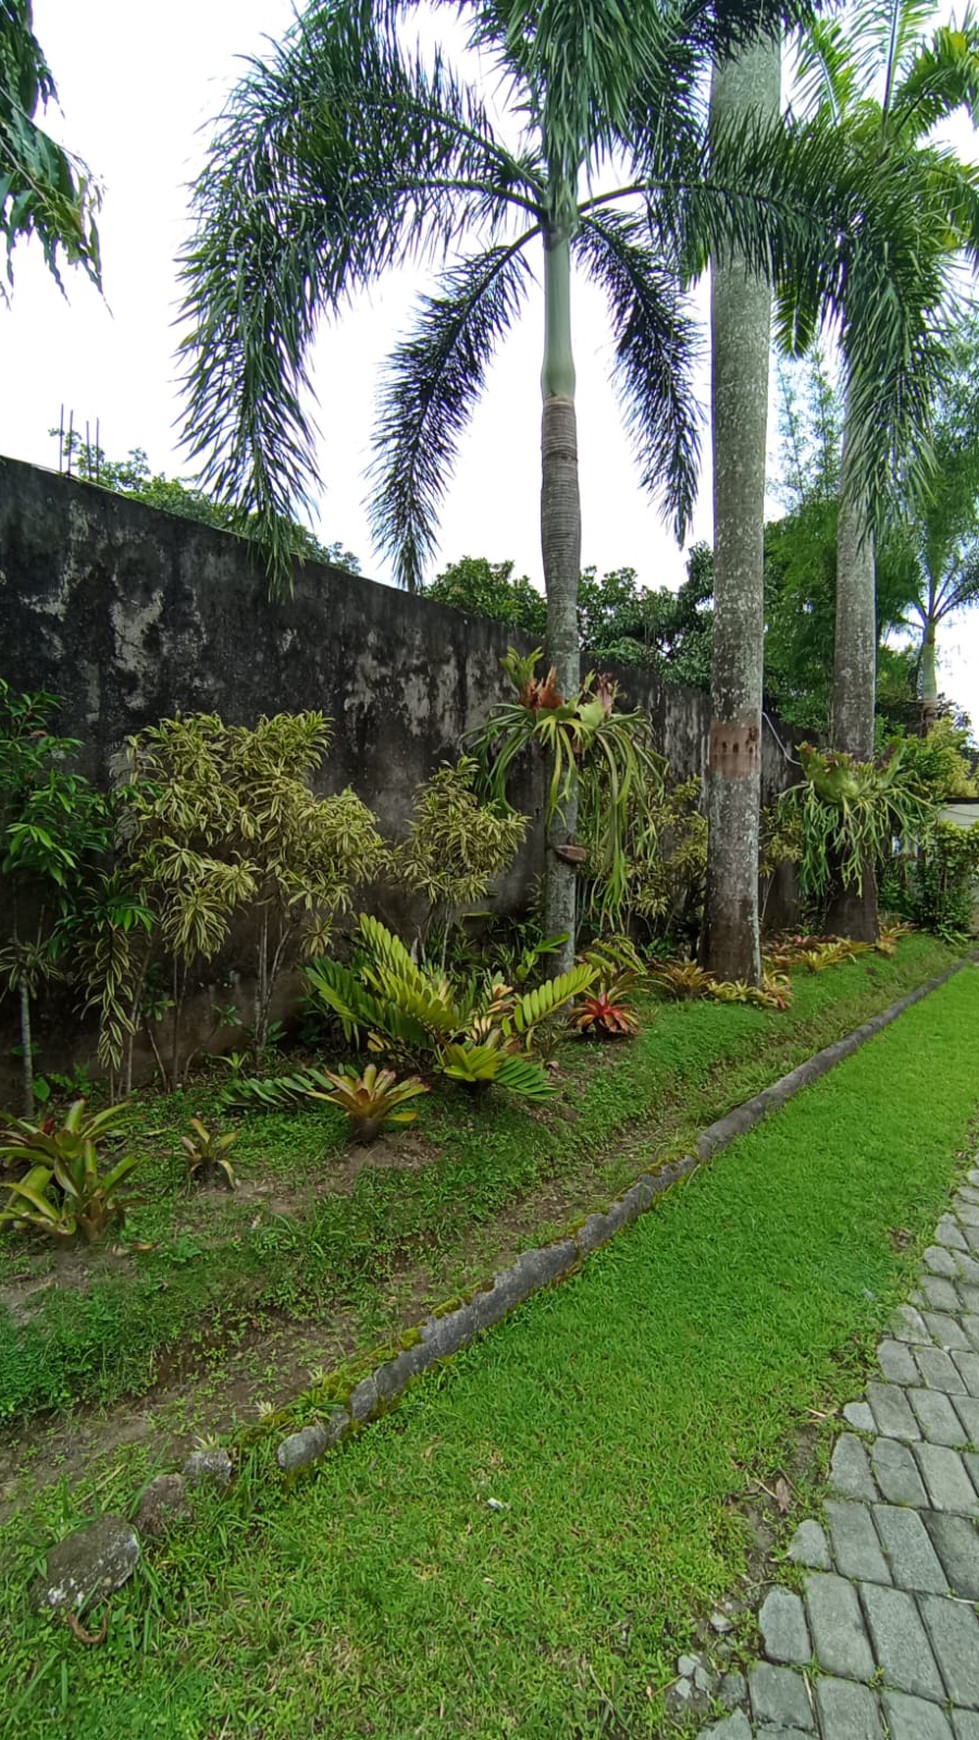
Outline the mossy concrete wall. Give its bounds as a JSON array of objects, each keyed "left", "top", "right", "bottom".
[{"left": 0, "top": 456, "right": 795, "bottom": 812}]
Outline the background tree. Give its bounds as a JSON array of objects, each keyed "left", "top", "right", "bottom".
[
  {"left": 51, "top": 430, "right": 361, "bottom": 571},
  {"left": 904, "top": 311, "right": 979, "bottom": 715},
  {"left": 0, "top": 0, "right": 100, "bottom": 295},
  {"left": 787, "top": 0, "right": 979, "bottom": 936}
]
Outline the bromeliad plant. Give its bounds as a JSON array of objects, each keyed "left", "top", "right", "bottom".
[
  {"left": 785, "top": 742, "right": 935, "bottom": 906},
  {"left": 469, "top": 651, "right": 665, "bottom": 933},
  {"left": 307, "top": 1064, "right": 429, "bottom": 1143},
  {"left": 574, "top": 936, "right": 649, "bottom": 1038},
  {"left": 180, "top": 1117, "right": 239, "bottom": 1189},
  {"left": 0, "top": 1099, "right": 139, "bottom": 1241}
]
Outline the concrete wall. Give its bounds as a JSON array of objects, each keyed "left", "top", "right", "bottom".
[
  {"left": 0, "top": 456, "right": 799, "bottom": 1083},
  {"left": 0, "top": 456, "right": 795, "bottom": 808}
]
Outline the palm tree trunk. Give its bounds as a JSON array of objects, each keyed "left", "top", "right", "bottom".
[
  {"left": 702, "top": 37, "right": 780, "bottom": 985},
  {"left": 540, "top": 222, "right": 581, "bottom": 972},
  {"left": 921, "top": 617, "right": 940, "bottom": 723},
  {"left": 828, "top": 416, "right": 879, "bottom": 940}
]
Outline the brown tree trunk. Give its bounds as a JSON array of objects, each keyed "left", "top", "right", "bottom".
[
  {"left": 830, "top": 421, "right": 879, "bottom": 941},
  {"left": 702, "top": 36, "right": 780, "bottom": 984}
]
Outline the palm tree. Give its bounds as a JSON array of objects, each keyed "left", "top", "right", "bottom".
[
  {"left": 180, "top": 0, "right": 958, "bottom": 963},
  {"left": 702, "top": 32, "right": 780, "bottom": 984},
  {"left": 788, "top": 0, "right": 979, "bottom": 936},
  {"left": 907, "top": 312, "right": 979, "bottom": 716},
  {"left": 0, "top": 0, "right": 100, "bottom": 295}
]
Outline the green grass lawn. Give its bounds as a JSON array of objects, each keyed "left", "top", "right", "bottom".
[
  {"left": 0, "top": 934, "right": 959, "bottom": 1429},
  {"left": 2, "top": 960, "right": 977, "bottom": 1739}
]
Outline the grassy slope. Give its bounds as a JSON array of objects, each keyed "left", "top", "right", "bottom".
[
  {"left": 0, "top": 935, "right": 961, "bottom": 1425},
  {"left": 3, "top": 962, "right": 978, "bottom": 1738}
]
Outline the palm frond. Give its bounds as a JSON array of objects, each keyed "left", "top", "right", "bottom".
[
  {"left": 179, "top": 2, "right": 537, "bottom": 595},
  {"left": 369, "top": 236, "right": 536, "bottom": 589},
  {"left": 575, "top": 209, "right": 702, "bottom": 541}
]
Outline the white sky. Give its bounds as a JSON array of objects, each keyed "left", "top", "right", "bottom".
[{"left": 3, "top": 1, "right": 979, "bottom": 722}]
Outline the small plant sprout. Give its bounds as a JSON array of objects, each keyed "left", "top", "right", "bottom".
[
  {"left": 180, "top": 1117, "right": 239, "bottom": 1189},
  {"left": 307, "top": 1064, "right": 430, "bottom": 1144}
]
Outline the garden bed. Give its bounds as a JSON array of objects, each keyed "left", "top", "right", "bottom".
[
  {"left": 0, "top": 933, "right": 961, "bottom": 1456},
  {"left": 2, "top": 952, "right": 978, "bottom": 1737}
]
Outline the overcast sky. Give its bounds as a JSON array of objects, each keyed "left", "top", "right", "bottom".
[{"left": 4, "top": 1, "right": 979, "bottom": 723}]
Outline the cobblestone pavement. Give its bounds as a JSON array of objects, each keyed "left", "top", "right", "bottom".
[{"left": 697, "top": 1169, "right": 979, "bottom": 1740}]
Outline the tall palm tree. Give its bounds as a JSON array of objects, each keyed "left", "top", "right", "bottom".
[
  {"left": 702, "top": 32, "right": 780, "bottom": 984},
  {"left": 180, "top": 0, "right": 958, "bottom": 962},
  {"left": 789, "top": 0, "right": 979, "bottom": 935}
]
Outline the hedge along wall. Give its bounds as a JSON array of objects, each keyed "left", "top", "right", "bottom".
[{"left": 0, "top": 456, "right": 799, "bottom": 1078}]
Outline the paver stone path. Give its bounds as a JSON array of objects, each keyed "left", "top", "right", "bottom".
[{"left": 698, "top": 1168, "right": 979, "bottom": 1740}]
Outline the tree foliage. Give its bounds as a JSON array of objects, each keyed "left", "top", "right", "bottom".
[
  {"left": 0, "top": 0, "right": 100, "bottom": 296},
  {"left": 51, "top": 431, "right": 361, "bottom": 572}
]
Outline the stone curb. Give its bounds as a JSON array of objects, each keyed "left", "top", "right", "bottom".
[{"left": 275, "top": 955, "right": 976, "bottom": 1475}]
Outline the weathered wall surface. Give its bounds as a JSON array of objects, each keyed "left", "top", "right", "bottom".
[
  {"left": 0, "top": 457, "right": 794, "bottom": 809},
  {"left": 0, "top": 456, "right": 799, "bottom": 1085}
]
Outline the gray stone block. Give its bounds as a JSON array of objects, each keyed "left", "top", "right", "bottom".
[
  {"left": 916, "top": 1346, "right": 966, "bottom": 1393},
  {"left": 961, "top": 1185, "right": 979, "bottom": 1205},
  {"left": 914, "top": 1442, "right": 979, "bottom": 1514},
  {"left": 825, "top": 1502, "right": 891, "bottom": 1584},
  {"left": 576, "top": 1207, "right": 622, "bottom": 1255},
  {"left": 700, "top": 1714, "right": 752, "bottom": 1740},
  {"left": 858, "top": 1580, "right": 944, "bottom": 1700},
  {"left": 953, "top": 1714, "right": 979, "bottom": 1740},
  {"left": 831, "top": 1435, "right": 878, "bottom": 1501},
  {"left": 373, "top": 1349, "right": 422, "bottom": 1401},
  {"left": 937, "top": 1216, "right": 969, "bottom": 1250},
  {"left": 964, "top": 1314, "right": 979, "bottom": 1352},
  {"left": 276, "top": 1409, "right": 349, "bottom": 1472},
  {"left": 872, "top": 1436, "right": 928, "bottom": 1507},
  {"left": 959, "top": 1283, "right": 979, "bottom": 1314},
  {"left": 925, "top": 1245, "right": 961, "bottom": 1278},
  {"left": 348, "top": 1374, "right": 378, "bottom": 1421},
  {"left": 953, "top": 1392, "right": 979, "bottom": 1443},
  {"left": 843, "top": 1401, "right": 875, "bottom": 1433},
  {"left": 963, "top": 1225, "right": 979, "bottom": 1251},
  {"left": 421, "top": 1306, "right": 472, "bottom": 1360},
  {"left": 923, "top": 1510, "right": 979, "bottom": 1599},
  {"left": 878, "top": 1339, "right": 920, "bottom": 1384},
  {"left": 470, "top": 1268, "right": 530, "bottom": 1331},
  {"left": 748, "top": 1661, "right": 814, "bottom": 1730},
  {"left": 718, "top": 1670, "right": 748, "bottom": 1710},
  {"left": 183, "top": 1448, "right": 232, "bottom": 1490},
  {"left": 954, "top": 1351, "right": 979, "bottom": 1396},
  {"left": 922, "top": 1275, "right": 963, "bottom": 1314},
  {"left": 882, "top": 1691, "right": 954, "bottom": 1740},
  {"left": 924, "top": 1312, "right": 972, "bottom": 1351},
  {"left": 871, "top": 1505, "right": 948, "bottom": 1593},
  {"left": 919, "top": 1591, "right": 979, "bottom": 1706},
  {"left": 866, "top": 1382, "right": 920, "bottom": 1441},
  {"left": 955, "top": 1198, "right": 979, "bottom": 1226},
  {"left": 759, "top": 1586, "right": 812, "bottom": 1664},
  {"left": 891, "top": 1305, "right": 932, "bottom": 1343},
  {"left": 513, "top": 1239, "right": 577, "bottom": 1294},
  {"left": 789, "top": 1519, "right": 831, "bottom": 1569},
  {"left": 34, "top": 1514, "right": 140, "bottom": 1614},
  {"left": 909, "top": 1386, "right": 970, "bottom": 1446},
  {"left": 955, "top": 1251, "right": 979, "bottom": 1286},
  {"left": 805, "top": 1573, "right": 875, "bottom": 1682},
  {"left": 814, "top": 1676, "right": 884, "bottom": 1739}
]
